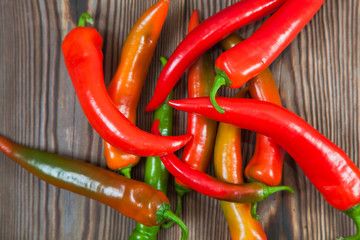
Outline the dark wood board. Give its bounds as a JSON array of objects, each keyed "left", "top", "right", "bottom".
[{"left": 0, "top": 0, "right": 359, "bottom": 239}]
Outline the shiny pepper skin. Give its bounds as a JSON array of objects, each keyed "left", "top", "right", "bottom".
[{"left": 104, "top": 0, "right": 170, "bottom": 173}]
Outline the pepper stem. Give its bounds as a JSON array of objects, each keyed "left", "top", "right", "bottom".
[
  {"left": 160, "top": 56, "right": 168, "bottom": 67},
  {"left": 78, "top": 13, "right": 94, "bottom": 27},
  {"left": 210, "top": 75, "right": 227, "bottom": 114},
  {"left": 337, "top": 204, "right": 360, "bottom": 240},
  {"left": 118, "top": 165, "right": 132, "bottom": 178},
  {"left": 163, "top": 210, "right": 188, "bottom": 240},
  {"left": 250, "top": 202, "right": 260, "bottom": 221},
  {"left": 266, "top": 185, "right": 295, "bottom": 196},
  {"left": 161, "top": 193, "right": 182, "bottom": 229}
]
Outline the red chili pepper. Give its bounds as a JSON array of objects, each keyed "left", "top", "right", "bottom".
[
  {"left": 104, "top": 0, "right": 169, "bottom": 176},
  {"left": 145, "top": 0, "right": 286, "bottom": 112},
  {"left": 211, "top": 0, "right": 325, "bottom": 113},
  {"left": 151, "top": 120, "right": 294, "bottom": 205},
  {"left": 174, "top": 9, "right": 218, "bottom": 203},
  {"left": 168, "top": 97, "right": 360, "bottom": 239},
  {"left": 62, "top": 13, "right": 191, "bottom": 157},
  {"left": 221, "top": 33, "right": 285, "bottom": 186},
  {"left": 214, "top": 88, "right": 267, "bottom": 239}
]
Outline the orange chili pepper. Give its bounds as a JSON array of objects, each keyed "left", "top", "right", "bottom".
[
  {"left": 221, "top": 33, "right": 285, "bottom": 186},
  {"left": 214, "top": 88, "right": 267, "bottom": 240},
  {"left": 104, "top": 0, "right": 170, "bottom": 176}
]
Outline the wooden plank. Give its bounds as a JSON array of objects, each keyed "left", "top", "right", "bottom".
[{"left": 0, "top": 0, "right": 359, "bottom": 239}]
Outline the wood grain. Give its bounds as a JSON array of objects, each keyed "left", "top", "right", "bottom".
[{"left": 0, "top": 0, "right": 359, "bottom": 239}]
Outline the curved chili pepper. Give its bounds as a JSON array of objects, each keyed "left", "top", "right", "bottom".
[
  {"left": 129, "top": 57, "right": 174, "bottom": 240},
  {"left": 103, "top": 0, "right": 170, "bottom": 177},
  {"left": 168, "top": 97, "right": 360, "bottom": 239},
  {"left": 151, "top": 120, "right": 293, "bottom": 205},
  {"left": 0, "top": 135, "right": 188, "bottom": 239},
  {"left": 61, "top": 13, "right": 191, "bottom": 157},
  {"left": 221, "top": 33, "right": 284, "bottom": 186},
  {"left": 211, "top": 0, "right": 325, "bottom": 113},
  {"left": 173, "top": 9, "right": 218, "bottom": 217},
  {"left": 214, "top": 88, "right": 267, "bottom": 240},
  {"left": 145, "top": 0, "right": 286, "bottom": 112}
]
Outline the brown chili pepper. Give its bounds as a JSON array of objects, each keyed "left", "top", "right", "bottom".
[{"left": 0, "top": 135, "right": 188, "bottom": 239}]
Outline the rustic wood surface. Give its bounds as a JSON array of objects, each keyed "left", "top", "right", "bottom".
[{"left": 0, "top": 0, "right": 359, "bottom": 239}]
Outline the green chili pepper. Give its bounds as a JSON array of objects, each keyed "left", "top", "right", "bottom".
[{"left": 128, "top": 57, "right": 175, "bottom": 240}]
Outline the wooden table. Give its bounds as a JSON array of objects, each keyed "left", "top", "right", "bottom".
[{"left": 0, "top": 0, "right": 358, "bottom": 239}]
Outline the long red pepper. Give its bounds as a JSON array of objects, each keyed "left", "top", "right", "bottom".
[
  {"left": 214, "top": 88, "right": 267, "bottom": 240},
  {"left": 211, "top": 0, "right": 325, "bottom": 112},
  {"left": 104, "top": 0, "right": 169, "bottom": 176},
  {"left": 62, "top": 13, "right": 191, "bottom": 157},
  {"left": 151, "top": 120, "right": 294, "bottom": 205},
  {"left": 0, "top": 135, "right": 188, "bottom": 240},
  {"left": 145, "top": 0, "right": 286, "bottom": 112},
  {"left": 168, "top": 97, "right": 360, "bottom": 239},
  {"left": 174, "top": 9, "right": 218, "bottom": 208},
  {"left": 221, "top": 33, "right": 284, "bottom": 186}
]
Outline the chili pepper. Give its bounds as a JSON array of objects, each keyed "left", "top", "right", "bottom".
[
  {"left": 151, "top": 120, "right": 293, "bottom": 206},
  {"left": 172, "top": 9, "right": 218, "bottom": 220},
  {"left": 0, "top": 135, "right": 188, "bottom": 240},
  {"left": 103, "top": 0, "right": 169, "bottom": 177},
  {"left": 144, "top": 0, "right": 286, "bottom": 112},
  {"left": 62, "top": 13, "right": 191, "bottom": 157},
  {"left": 214, "top": 87, "right": 267, "bottom": 239},
  {"left": 211, "top": 0, "right": 325, "bottom": 113},
  {"left": 129, "top": 57, "right": 174, "bottom": 240},
  {"left": 221, "top": 33, "right": 284, "bottom": 186},
  {"left": 168, "top": 97, "right": 360, "bottom": 239}
]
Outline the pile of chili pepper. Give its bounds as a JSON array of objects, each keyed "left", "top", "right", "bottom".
[{"left": 1, "top": 0, "right": 359, "bottom": 239}]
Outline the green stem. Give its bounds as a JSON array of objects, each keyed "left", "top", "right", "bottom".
[
  {"left": 127, "top": 223, "right": 159, "bottom": 240},
  {"left": 175, "top": 194, "right": 182, "bottom": 217},
  {"left": 78, "top": 13, "right": 94, "bottom": 27},
  {"left": 161, "top": 193, "right": 182, "bottom": 229},
  {"left": 160, "top": 56, "right": 168, "bottom": 67},
  {"left": 119, "top": 165, "right": 132, "bottom": 178},
  {"left": 210, "top": 75, "right": 227, "bottom": 114},
  {"left": 250, "top": 202, "right": 260, "bottom": 221},
  {"left": 160, "top": 182, "right": 190, "bottom": 228},
  {"left": 338, "top": 204, "right": 360, "bottom": 240},
  {"left": 210, "top": 68, "right": 233, "bottom": 114},
  {"left": 163, "top": 210, "right": 188, "bottom": 240},
  {"left": 250, "top": 184, "right": 294, "bottom": 221},
  {"left": 175, "top": 181, "right": 191, "bottom": 197},
  {"left": 266, "top": 185, "right": 295, "bottom": 196}
]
